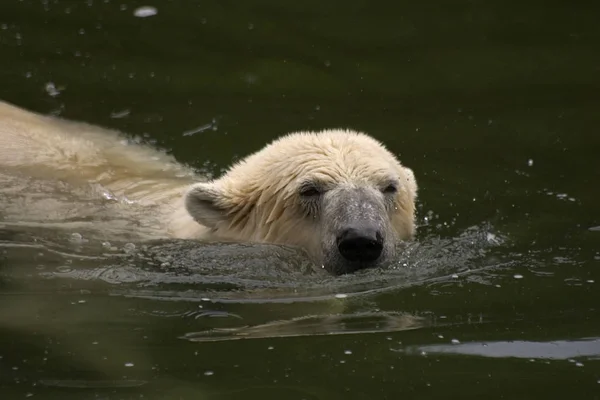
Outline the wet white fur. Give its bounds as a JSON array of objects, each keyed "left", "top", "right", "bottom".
[{"left": 0, "top": 100, "right": 418, "bottom": 257}]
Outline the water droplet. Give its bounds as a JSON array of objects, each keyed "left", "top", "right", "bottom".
[
  {"left": 123, "top": 243, "right": 136, "bottom": 253},
  {"left": 45, "top": 82, "right": 61, "bottom": 97},
  {"left": 69, "top": 232, "right": 83, "bottom": 243},
  {"left": 182, "top": 121, "right": 216, "bottom": 136},
  {"left": 134, "top": 6, "right": 157, "bottom": 18},
  {"left": 110, "top": 109, "right": 130, "bottom": 119}
]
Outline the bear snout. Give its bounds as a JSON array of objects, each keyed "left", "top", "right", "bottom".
[{"left": 336, "top": 225, "right": 384, "bottom": 265}]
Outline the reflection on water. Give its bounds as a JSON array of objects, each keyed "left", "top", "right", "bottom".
[
  {"left": 405, "top": 337, "right": 600, "bottom": 360},
  {"left": 181, "top": 311, "right": 429, "bottom": 342},
  {"left": 0, "top": 220, "right": 508, "bottom": 343}
]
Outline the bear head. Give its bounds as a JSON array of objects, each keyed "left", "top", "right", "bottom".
[{"left": 184, "top": 129, "right": 418, "bottom": 275}]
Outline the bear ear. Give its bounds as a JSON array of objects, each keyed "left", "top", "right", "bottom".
[
  {"left": 402, "top": 166, "right": 418, "bottom": 198},
  {"left": 185, "top": 182, "right": 229, "bottom": 229}
]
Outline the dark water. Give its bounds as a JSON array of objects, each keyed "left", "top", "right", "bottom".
[{"left": 1, "top": 0, "right": 600, "bottom": 399}]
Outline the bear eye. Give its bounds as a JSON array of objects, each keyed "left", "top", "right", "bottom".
[
  {"left": 382, "top": 183, "right": 398, "bottom": 194},
  {"left": 299, "top": 185, "right": 321, "bottom": 198}
]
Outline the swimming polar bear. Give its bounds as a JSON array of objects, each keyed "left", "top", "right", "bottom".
[{"left": 0, "top": 100, "right": 417, "bottom": 274}]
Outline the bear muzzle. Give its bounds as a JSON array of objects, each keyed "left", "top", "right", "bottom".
[{"left": 336, "top": 225, "right": 384, "bottom": 264}]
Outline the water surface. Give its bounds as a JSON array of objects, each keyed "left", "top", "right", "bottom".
[{"left": 1, "top": 0, "right": 599, "bottom": 399}]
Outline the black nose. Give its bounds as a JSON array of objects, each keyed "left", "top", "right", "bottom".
[{"left": 337, "top": 227, "right": 384, "bottom": 263}]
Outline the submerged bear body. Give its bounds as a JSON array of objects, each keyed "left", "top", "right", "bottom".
[{"left": 0, "top": 100, "right": 418, "bottom": 274}]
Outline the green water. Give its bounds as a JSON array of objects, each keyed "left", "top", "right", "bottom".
[{"left": 1, "top": 0, "right": 600, "bottom": 399}]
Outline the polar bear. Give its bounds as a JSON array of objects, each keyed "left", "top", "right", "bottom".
[{"left": 0, "top": 100, "right": 418, "bottom": 275}]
